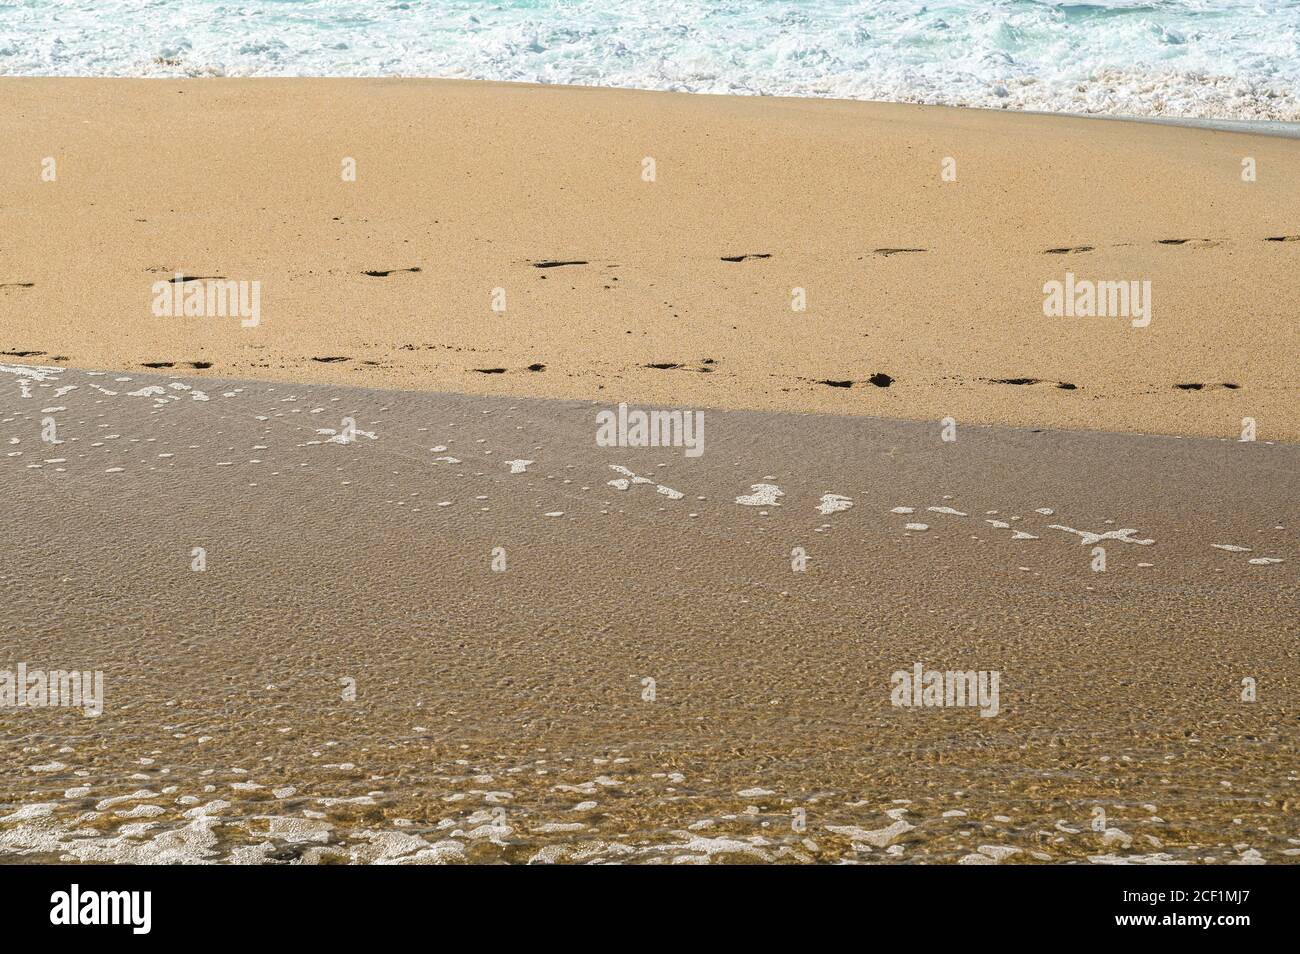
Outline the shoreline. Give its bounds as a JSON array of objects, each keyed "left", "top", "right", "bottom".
[
  {"left": 1029, "top": 110, "right": 1300, "bottom": 140},
  {"left": 8, "top": 70, "right": 1300, "bottom": 132},
  {"left": 9, "top": 359, "right": 1299, "bottom": 449}
]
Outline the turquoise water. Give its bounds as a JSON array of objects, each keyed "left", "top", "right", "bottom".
[{"left": 1, "top": 1, "right": 1297, "bottom": 118}]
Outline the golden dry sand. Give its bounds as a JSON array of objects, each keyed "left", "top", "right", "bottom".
[{"left": 0, "top": 78, "right": 1296, "bottom": 439}]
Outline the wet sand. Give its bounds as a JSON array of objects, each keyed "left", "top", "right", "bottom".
[
  {"left": 0, "top": 365, "right": 1294, "bottom": 864},
  {"left": 1, "top": 78, "right": 1298, "bottom": 440}
]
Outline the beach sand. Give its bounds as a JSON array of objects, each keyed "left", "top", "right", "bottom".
[
  {"left": 0, "top": 78, "right": 1297, "bottom": 440},
  {"left": 0, "top": 365, "right": 1294, "bottom": 863},
  {"left": 0, "top": 79, "right": 1296, "bottom": 865}
]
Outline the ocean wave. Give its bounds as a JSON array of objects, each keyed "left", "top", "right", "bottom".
[{"left": 1, "top": 0, "right": 1298, "bottom": 120}]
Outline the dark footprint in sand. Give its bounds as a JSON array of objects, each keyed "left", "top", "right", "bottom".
[
  {"left": 167, "top": 275, "right": 226, "bottom": 283},
  {"left": 526, "top": 363, "right": 546, "bottom": 372},
  {"left": 141, "top": 361, "right": 175, "bottom": 369},
  {"left": 474, "top": 368, "right": 507, "bottom": 374},
  {"left": 868, "top": 373, "right": 894, "bottom": 387},
  {"left": 1043, "top": 247, "right": 1093, "bottom": 255},
  {"left": 817, "top": 379, "right": 854, "bottom": 389},
  {"left": 873, "top": 248, "right": 926, "bottom": 257},
  {"left": 532, "top": 260, "right": 588, "bottom": 269},
  {"left": 991, "top": 377, "right": 1076, "bottom": 390},
  {"left": 1, "top": 350, "right": 44, "bottom": 357},
  {"left": 312, "top": 356, "right": 351, "bottom": 363},
  {"left": 645, "top": 362, "right": 683, "bottom": 370},
  {"left": 1265, "top": 235, "right": 1300, "bottom": 242},
  {"left": 1156, "top": 238, "right": 1219, "bottom": 248},
  {"left": 188, "top": 361, "right": 213, "bottom": 369},
  {"left": 362, "top": 267, "right": 422, "bottom": 277},
  {"left": 720, "top": 254, "right": 772, "bottom": 262},
  {"left": 0, "top": 282, "right": 35, "bottom": 289}
]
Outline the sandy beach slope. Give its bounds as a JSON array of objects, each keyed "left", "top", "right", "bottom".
[
  {"left": 0, "top": 78, "right": 1296, "bottom": 440},
  {"left": 0, "top": 366, "right": 1293, "bottom": 863}
]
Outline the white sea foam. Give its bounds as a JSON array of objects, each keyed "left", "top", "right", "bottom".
[
  {"left": 317, "top": 426, "right": 377, "bottom": 445},
  {"left": 1048, "top": 525, "right": 1154, "bottom": 546},
  {"left": 2, "top": 1, "right": 1296, "bottom": 121},
  {"left": 736, "top": 483, "right": 784, "bottom": 507},
  {"left": 826, "top": 819, "right": 914, "bottom": 848},
  {"left": 817, "top": 493, "right": 853, "bottom": 515},
  {"left": 607, "top": 464, "right": 682, "bottom": 501},
  {"left": 0, "top": 363, "right": 62, "bottom": 381}
]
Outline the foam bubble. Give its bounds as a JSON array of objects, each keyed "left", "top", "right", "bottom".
[
  {"left": 817, "top": 493, "right": 853, "bottom": 515},
  {"left": 1048, "top": 525, "right": 1154, "bottom": 546},
  {"left": 736, "top": 483, "right": 784, "bottom": 507},
  {"left": 0, "top": 364, "right": 62, "bottom": 382}
]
